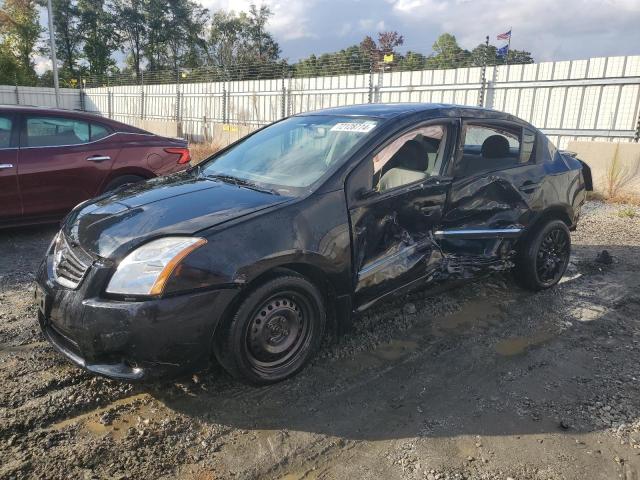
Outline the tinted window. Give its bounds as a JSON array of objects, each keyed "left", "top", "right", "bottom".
[
  {"left": 372, "top": 124, "right": 448, "bottom": 192},
  {"left": 90, "top": 123, "right": 110, "bottom": 141},
  {"left": 26, "top": 116, "right": 90, "bottom": 147},
  {"left": 457, "top": 124, "right": 522, "bottom": 177},
  {"left": 0, "top": 116, "right": 12, "bottom": 148}
]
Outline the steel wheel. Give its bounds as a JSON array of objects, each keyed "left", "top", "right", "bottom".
[
  {"left": 213, "top": 274, "right": 326, "bottom": 385},
  {"left": 244, "top": 292, "right": 313, "bottom": 373}
]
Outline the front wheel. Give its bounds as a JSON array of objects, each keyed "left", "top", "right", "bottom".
[
  {"left": 514, "top": 220, "right": 571, "bottom": 291},
  {"left": 213, "top": 275, "right": 326, "bottom": 385}
]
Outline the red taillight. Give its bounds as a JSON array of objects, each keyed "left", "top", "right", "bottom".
[{"left": 164, "top": 147, "right": 191, "bottom": 165}]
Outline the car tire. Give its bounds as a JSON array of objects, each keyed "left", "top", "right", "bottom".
[
  {"left": 103, "top": 175, "right": 146, "bottom": 192},
  {"left": 514, "top": 219, "right": 571, "bottom": 291},
  {"left": 213, "top": 274, "right": 326, "bottom": 385}
]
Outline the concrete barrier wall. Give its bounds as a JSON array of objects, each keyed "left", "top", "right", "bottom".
[
  {"left": 567, "top": 141, "right": 640, "bottom": 196},
  {"left": 130, "top": 119, "right": 181, "bottom": 138}
]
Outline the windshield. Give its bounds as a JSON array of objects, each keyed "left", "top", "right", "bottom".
[{"left": 200, "top": 115, "right": 380, "bottom": 196}]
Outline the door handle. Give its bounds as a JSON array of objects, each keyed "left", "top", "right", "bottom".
[
  {"left": 86, "top": 155, "right": 111, "bottom": 162},
  {"left": 0, "top": 163, "right": 13, "bottom": 170}
]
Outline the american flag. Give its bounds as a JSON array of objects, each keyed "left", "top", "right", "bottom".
[{"left": 497, "top": 30, "right": 511, "bottom": 40}]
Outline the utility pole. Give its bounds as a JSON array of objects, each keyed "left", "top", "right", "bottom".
[
  {"left": 46, "top": 0, "right": 61, "bottom": 108},
  {"left": 505, "top": 26, "right": 512, "bottom": 66},
  {"left": 478, "top": 35, "right": 489, "bottom": 107}
]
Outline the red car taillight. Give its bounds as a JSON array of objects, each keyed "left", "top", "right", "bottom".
[{"left": 164, "top": 147, "right": 191, "bottom": 165}]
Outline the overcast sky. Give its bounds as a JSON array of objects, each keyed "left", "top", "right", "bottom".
[{"left": 199, "top": 0, "right": 640, "bottom": 62}]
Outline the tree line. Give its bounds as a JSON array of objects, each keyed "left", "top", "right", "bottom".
[{"left": 0, "top": 0, "right": 534, "bottom": 87}]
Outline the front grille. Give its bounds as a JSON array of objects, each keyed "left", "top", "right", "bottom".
[{"left": 53, "top": 233, "right": 92, "bottom": 289}]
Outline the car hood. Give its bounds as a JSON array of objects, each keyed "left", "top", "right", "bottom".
[{"left": 63, "top": 172, "right": 291, "bottom": 259}]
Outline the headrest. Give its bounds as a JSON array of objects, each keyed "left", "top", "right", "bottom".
[
  {"left": 390, "top": 139, "right": 427, "bottom": 171},
  {"left": 481, "top": 135, "right": 510, "bottom": 159}
]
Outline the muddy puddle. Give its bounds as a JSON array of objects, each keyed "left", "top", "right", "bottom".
[
  {"left": 430, "top": 298, "right": 503, "bottom": 336},
  {"left": 494, "top": 332, "right": 554, "bottom": 356},
  {"left": 50, "top": 393, "right": 165, "bottom": 440}
]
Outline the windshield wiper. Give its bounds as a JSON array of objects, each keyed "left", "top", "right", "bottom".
[{"left": 206, "top": 173, "right": 280, "bottom": 196}]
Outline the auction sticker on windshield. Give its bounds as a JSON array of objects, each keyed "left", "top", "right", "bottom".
[{"left": 330, "top": 122, "right": 377, "bottom": 133}]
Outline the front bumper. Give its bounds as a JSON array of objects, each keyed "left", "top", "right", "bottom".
[{"left": 36, "top": 252, "right": 238, "bottom": 380}]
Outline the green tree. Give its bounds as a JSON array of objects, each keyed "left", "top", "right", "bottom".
[
  {"left": 470, "top": 43, "right": 534, "bottom": 66},
  {"left": 112, "top": 0, "right": 146, "bottom": 78},
  {"left": 0, "top": 42, "right": 21, "bottom": 83},
  {"left": 142, "top": 0, "right": 208, "bottom": 72},
  {"left": 51, "top": 0, "right": 82, "bottom": 84},
  {"left": 426, "top": 33, "right": 471, "bottom": 69},
  {"left": 246, "top": 4, "right": 279, "bottom": 62},
  {"left": 398, "top": 51, "right": 428, "bottom": 71},
  {"left": 506, "top": 48, "right": 534, "bottom": 65},
  {"left": 164, "top": 0, "right": 208, "bottom": 70},
  {"left": 78, "top": 0, "right": 118, "bottom": 76},
  {"left": 207, "top": 10, "right": 246, "bottom": 66},
  {"left": 0, "top": 0, "right": 41, "bottom": 83}
]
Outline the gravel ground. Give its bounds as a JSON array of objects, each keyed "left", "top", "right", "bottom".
[{"left": 1, "top": 200, "right": 640, "bottom": 480}]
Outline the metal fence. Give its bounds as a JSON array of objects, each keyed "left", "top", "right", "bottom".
[
  {"left": 0, "top": 84, "right": 80, "bottom": 110},
  {"left": 3, "top": 55, "right": 640, "bottom": 149}
]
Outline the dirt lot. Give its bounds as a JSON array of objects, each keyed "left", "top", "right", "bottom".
[{"left": 1, "top": 201, "right": 640, "bottom": 480}]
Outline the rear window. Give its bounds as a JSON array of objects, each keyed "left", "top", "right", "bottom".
[
  {"left": 90, "top": 123, "right": 110, "bottom": 141},
  {"left": 0, "top": 116, "right": 12, "bottom": 148},
  {"left": 26, "top": 116, "right": 90, "bottom": 147},
  {"left": 457, "top": 123, "right": 523, "bottom": 177}
]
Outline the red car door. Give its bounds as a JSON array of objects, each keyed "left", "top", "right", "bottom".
[
  {"left": 18, "top": 114, "right": 119, "bottom": 219},
  {"left": 0, "top": 112, "right": 21, "bottom": 221}
]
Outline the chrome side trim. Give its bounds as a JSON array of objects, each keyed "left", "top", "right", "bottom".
[
  {"left": 434, "top": 228, "right": 523, "bottom": 239},
  {"left": 358, "top": 239, "right": 431, "bottom": 279},
  {"left": 20, "top": 132, "right": 118, "bottom": 149},
  {"left": 0, "top": 163, "right": 14, "bottom": 169},
  {"left": 19, "top": 131, "right": 164, "bottom": 150}
]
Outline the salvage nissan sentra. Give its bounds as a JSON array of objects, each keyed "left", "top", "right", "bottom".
[{"left": 36, "top": 103, "right": 592, "bottom": 384}]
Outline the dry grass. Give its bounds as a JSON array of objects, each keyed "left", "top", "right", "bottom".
[
  {"left": 605, "top": 144, "right": 639, "bottom": 199},
  {"left": 587, "top": 190, "right": 640, "bottom": 206},
  {"left": 189, "top": 142, "right": 222, "bottom": 165}
]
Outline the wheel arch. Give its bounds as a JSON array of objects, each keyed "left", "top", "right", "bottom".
[
  {"left": 523, "top": 204, "right": 574, "bottom": 239},
  {"left": 211, "top": 258, "right": 347, "bottom": 354},
  {"left": 100, "top": 167, "right": 155, "bottom": 193}
]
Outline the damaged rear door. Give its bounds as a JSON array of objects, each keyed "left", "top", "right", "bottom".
[
  {"left": 346, "top": 120, "right": 456, "bottom": 310},
  {"left": 437, "top": 119, "right": 544, "bottom": 275}
]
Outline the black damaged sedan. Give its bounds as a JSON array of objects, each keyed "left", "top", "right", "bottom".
[{"left": 36, "top": 103, "right": 592, "bottom": 384}]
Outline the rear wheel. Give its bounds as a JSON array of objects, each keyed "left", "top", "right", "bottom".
[
  {"left": 514, "top": 220, "right": 571, "bottom": 291},
  {"left": 213, "top": 275, "right": 326, "bottom": 385},
  {"left": 103, "top": 175, "right": 146, "bottom": 192}
]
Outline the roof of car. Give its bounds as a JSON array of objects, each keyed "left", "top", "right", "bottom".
[
  {"left": 0, "top": 104, "right": 149, "bottom": 133},
  {"left": 298, "top": 103, "right": 530, "bottom": 124},
  {"left": 1, "top": 104, "right": 99, "bottom": 115}
]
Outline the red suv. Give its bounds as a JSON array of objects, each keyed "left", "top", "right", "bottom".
[{"left": 0, "top": 106, "right": 191, "bottom": 227}]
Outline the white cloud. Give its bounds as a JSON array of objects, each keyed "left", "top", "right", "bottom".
[
  {"left": 199, "top": 0, "right": 316, "bottom": 40},
  {"left": 34, "top": 57, "right": 51, "bottom": 75},
  {"left": 386, "top": 0, "right": 640, "bottom": 60},
  {"left": 195, "top": 0, "right": 640, "bottom": 61}
]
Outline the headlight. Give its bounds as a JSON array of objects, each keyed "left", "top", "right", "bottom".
[{"left": 106, "top": 237, "right": 207, "bottom": 296}]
